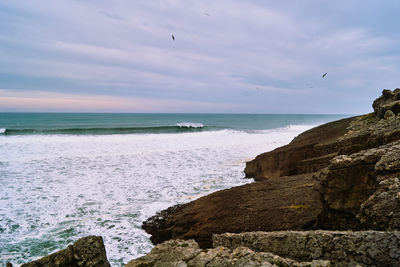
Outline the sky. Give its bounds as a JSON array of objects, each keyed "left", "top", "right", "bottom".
[{"left": 1, "top": 0, "right": 400, "bottom": 114}]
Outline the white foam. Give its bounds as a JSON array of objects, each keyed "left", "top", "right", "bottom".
[
  {"left": 175, "top": 122, "right": 203, "bottom": 128},
  {"left": 0, "top": 125, "right": 314, "bottom": 265},
  {"left": 0, "top": 128, "right": 6, "bottom": 134}
]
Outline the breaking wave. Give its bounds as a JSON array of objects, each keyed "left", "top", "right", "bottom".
[
  {"left": 0, "top": 124, "right": 211, "bottom": 136},
  {"left": 175, "top": 122, "right": 204, "bottom": 128}
]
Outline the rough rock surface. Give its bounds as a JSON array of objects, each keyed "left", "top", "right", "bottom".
[
  {"left": 244, "top": 116, "right": 355, "bottom": 181},
  {"left": 337, "top": 112, "right": 400, "bottom": 155},
  {"left": 20, "top": 236, "right": 110, "bottom": 267},
  {"left": 126, "top": 239, "right": 330, "bottom": 267},
  {"left": 372, "top": 88, "right": 400, "bottom": 118},
  {"left": 142, "top": 173, "right": 323, "bottom": 248},
  {"left": 213, "top": 231, "right": 400, "bottom": 266},
  {"left": 317, "top": 140, "right": 400, "bottom": 230},
  {"left": 142, "top": 89, "right": 400, "bottom": 247}
]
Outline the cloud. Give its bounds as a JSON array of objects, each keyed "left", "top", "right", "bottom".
[{"left": 0, "top": 0, "right": 400, "bottom": 113}]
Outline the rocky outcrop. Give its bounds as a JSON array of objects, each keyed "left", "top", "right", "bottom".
[
  {"left": 126, "top": 239, "right": 330, "bottom": 267},
  {"left": 372, "top": 88, "right": 400, "bottom": 118},
  {"left": 244, "top": 117, "right": 355, "bottom": 181},
  {"left": 337, "top": 112, "right": 400, "bottom": 155},
  {"left": 246, "top": 88, "right": 400, "bottom": 181},
  {"left": 19, "top": 236, "right": 110, "bottom": 267},
  {"left": 213, "top": 231, "right": 400, "bottom": 266},
  {"left": 316, "top": 140, "right": 400, "bottom": 230},
  {"left": 142, "top": 89, "right": 400, "bottom": 250},
  {"left": 143, "top": 173, "right": 323, "bottom": 248}
]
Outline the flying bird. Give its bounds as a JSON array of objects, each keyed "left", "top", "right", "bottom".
[
  {"left": 204, "top": 12, "right": 211, "bottom": 16},
  {"left": 322, "top": 72, "right": 327, "bottom": 78},
  {"left": 171, "top": 34, "right": 175, "bottom": 41}
]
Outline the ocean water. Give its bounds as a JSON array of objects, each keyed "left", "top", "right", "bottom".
[{"left": 0, "top": 113, "right": 348, "bottom": 266}]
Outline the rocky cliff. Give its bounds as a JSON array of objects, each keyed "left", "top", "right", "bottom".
[{"left": 142, "top": 89, "right": 400, "bottom": 249}]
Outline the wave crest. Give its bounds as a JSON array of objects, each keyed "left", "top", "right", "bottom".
[
  {"left": 0, "top": 128, "right": 6, "bottom": 134},
  {"left": 175, "top": 122, "right": 204, "bottom": 128}
]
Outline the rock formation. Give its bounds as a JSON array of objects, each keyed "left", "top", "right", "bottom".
[
  {"left": 19, "top": 236, "right": 110, "bottom": 267},
  {"left": 126, "top": 239, "right": 330, "bottom": 267},
  {"left": 213, "top": 230, "right": 400, "bottom": 266},
  {"left": 142, "top": 89, "right": 400, "bottom": 249},
  {"left": 142, "top": 173, "right": 323, "bottom": 248},
  {"left": 244, "top": 116, "right": 355, "bottom": 180},
  {"left": 372, "top": 88, "right": 400, "bottom": 118}
]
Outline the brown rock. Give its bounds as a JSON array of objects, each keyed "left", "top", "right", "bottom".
[
  {"left": 245, "top": 117, "right": 355, "bottom": 181},
  {"left": 143, "top": 173, "right": 323, "bottom": 248},
  {"left": 20, "top": 236, "right": 110, "bottom": 267},
  {"left": 372, "top": 88, "right": 400, "bottom": 118},
  {"left": 317, "top": 140, "right": 400, "bottom": 230},
  {"left": 384, "top": 109, "right": 395, "bottom": 119},
  {"left": 337, "top": 112, "right": 400, "bottom": 154}
]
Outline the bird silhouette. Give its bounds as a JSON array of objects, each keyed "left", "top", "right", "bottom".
[
  {"left": 204, "top": 12, "right": 211, "bottom": 16},
  {"left": 322, "top": 72, "right": 327, "bottom": 78},
  {"left": 172, "top": 34, "right": 175, "bottom": 41}
]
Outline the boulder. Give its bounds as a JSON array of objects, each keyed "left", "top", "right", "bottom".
[{"left": 20, "top": 236, "right": 110, "bottom": 267}]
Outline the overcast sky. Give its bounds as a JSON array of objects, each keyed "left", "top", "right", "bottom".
[{"left": 1, "top": 0, "right": 400, "bottom": 113}]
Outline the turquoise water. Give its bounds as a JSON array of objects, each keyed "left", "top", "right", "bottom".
[
  {"left": 0, "top": 113, "right": 350, "bottom": 266},
  {"left": 0, "top": 113, "right": 347, "bottom": 135}
]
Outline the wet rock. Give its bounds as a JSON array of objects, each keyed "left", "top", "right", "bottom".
[
  {"left": 20, "top": 236, "right": 110, "bottom": 267},
  {"left": 126, "top": 239, "right": 331, "bottom": 267},
  {"left": 213, "top": 230, "right": 400, "bottom": 266}
]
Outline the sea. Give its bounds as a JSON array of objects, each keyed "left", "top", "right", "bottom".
[{"left": 0, "top": 113, "right": 349, "bottom": 266}]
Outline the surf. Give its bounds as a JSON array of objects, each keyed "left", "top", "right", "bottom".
[{"left": 0, "top": 125, "right": 209, "bottom": 136}]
